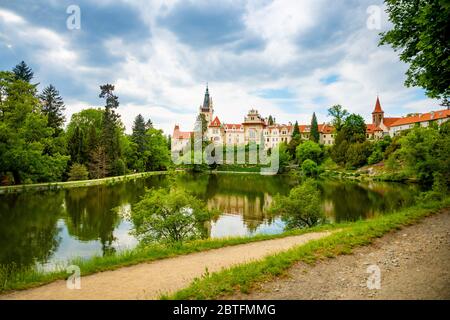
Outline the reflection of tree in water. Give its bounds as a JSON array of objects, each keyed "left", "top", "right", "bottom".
[
  {"left": 0, "top": 191, "right": 64, "bottom": 268},
  {"left": 64, "top": 180, "right": 151, "bottom": 256},
  {"left": 321, "top": 181, "right": 419, "bottom": 222}
]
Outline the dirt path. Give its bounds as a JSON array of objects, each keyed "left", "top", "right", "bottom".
[
  {"left": 231, "top": 210, "right": 450, "bottom": 300},
  {"left": 0, "top": 231, "right": 333, "bottom": 300}
]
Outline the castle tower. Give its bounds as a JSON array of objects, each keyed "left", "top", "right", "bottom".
[
  {"left": 372, "top": 96, "right": 384, "bottom": 127},
  {"left": 199, "top": 84, "right": 214, "bottom": 123}
]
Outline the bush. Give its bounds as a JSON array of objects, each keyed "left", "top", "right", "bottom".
[
  {"left": 130, "top": 188, "right": 214, "bottom": 244},
  {"left": 301, "top": 159, "right": 318, "bottom": 177},
  {"left": 296, "top": 141, "right": 323, "bottom": 164},
  {"left": 268, "top": 179, "right": 325, "bottom": 229},
  {"left": 113, "top": 158, "right": 126, "bottom": 176},
  {"left": 67, "top": 163, "right": 89, "bottom": 181},
  {"left": 345, "top": 141, "right": 373, "bottom": 169}
]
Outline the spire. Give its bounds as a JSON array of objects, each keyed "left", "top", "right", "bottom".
[
  {"left": 372, "top": 96, "right": 383, "bottom": 114},
  {"left": 202, "top": 83, "right": 211, "bottom": 110}
]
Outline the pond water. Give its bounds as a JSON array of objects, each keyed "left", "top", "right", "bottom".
[{"left": 0, "top": 173, "right": 420, "bottom": 270}]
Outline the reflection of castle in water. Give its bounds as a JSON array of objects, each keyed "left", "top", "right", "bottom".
[{"left": 206, "top": 192, "right": 276, "bottom": 232}]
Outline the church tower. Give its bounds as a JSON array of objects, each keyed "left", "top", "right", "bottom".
[
  {"left": 372, "top": 96, "right": 384, "bottom": 127},
  {"left": 199, "top": 84, "right": 214, "bottom": 123}
]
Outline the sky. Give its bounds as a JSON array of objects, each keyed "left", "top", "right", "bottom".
[{"left": 0, "top": 0, "right": 442, "bottom": 135}]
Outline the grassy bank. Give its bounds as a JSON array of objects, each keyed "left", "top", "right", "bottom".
[
  {"left": 0, "top": 171, "right": 169, "bottom": 194},
  {"left": 0, "top": 223, "right": 341, "bottom": 294},
  {"left": 166, "top": 197, "right": 450, "bottom": 300}
]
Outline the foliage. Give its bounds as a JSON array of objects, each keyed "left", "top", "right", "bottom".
[
  {"left": 39, "top": 85, "right": 65, "bottom": 136},
  {"left": 292, "top": 121, "right": 300, "bottom": 137},
  {"left": 310, "top": 112, "right": 319, "bottom": 143},
  {"left": 387, "top": 122, "right": 450, "bottom": 185},
  {"left": 296, "top": 140, "right": 323, "bottom": 164},
  {"left": 301, "top": 159, "right": 318, "bottom": 177},
  {"left": 273, "top": 143, "right": 291, "bottom": 173},
  {"left": 68, "top": 163, "right": 89, "bottom": 181},
  {"left": 269, "top": 179, "right": 325, "bottom": 229},
  {"left": 327, "top": 104, "right": 348, "bottom": 132},
  {"left": 331, "top": 114, "right": 368, "bottom": 168},
  {"left": 131, "top": 188, "right": 213, "bottom": 244},
  {"left": 12, "top": 61, "right": 34, "bottom": 83},
  {"left": 380, "top": 0, "right": 450, "bottom": 101},
  {"left": 0, "top": 71, "right": 69, "bottom": 184}
]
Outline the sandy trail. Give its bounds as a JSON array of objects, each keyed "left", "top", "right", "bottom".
[
  {"left": 1, "top": 231, "right": 332, "bottom": 300},
  {"left": 231, "top": 210, "right": 450, "bottom": 300}
]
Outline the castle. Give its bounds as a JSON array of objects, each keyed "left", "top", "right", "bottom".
[{"left": 172, "top": 86, "right": 450, "bottom": 152}]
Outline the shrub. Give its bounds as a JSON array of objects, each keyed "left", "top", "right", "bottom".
[
  {"left": 130, "top": 188, "right": 214, "bottom": 244},
  {"left": 268, "top": 179, "right": 325, "bottom": 229},
  {"left": 296, "top": 141, "right": 323, "bottom": 164},
  {"left": 301, "top": 159, "right": 318, "bottom": 177},
  {"left": 67, "top": 163, "right": 89, "bottom": 181}
]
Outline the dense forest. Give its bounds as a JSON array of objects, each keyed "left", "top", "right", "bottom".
[{"left": 0, "top": 62, "right": 171, "bottom": 185}]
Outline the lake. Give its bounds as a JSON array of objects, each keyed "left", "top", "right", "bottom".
[{"left": 0, "top": 173, "right": 420, "bottom": 270}]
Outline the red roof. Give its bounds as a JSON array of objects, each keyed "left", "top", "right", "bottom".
[
  {"left": 318, "top": 124, "right": 334, "bottom": 134},
  {"left": 173, "top": 125, "right": 192, "bottom": 140},
  {"left": 389, "top": 109, "right": 450, "bottom": 127},
  {"left": 224, "top": 123, "right": 243, "bottom": 130},
  {"left": 366, "top": 124, "right": 383, "bottom": 133},
  {"left": 373, "top": 97, "right": 383, "bottom": 114},
  {"left": 209, "top": 116, "right": 221, "bottom": 127},
  {"left": 383, "top": 117, "right": 401, "bottom": 128}
]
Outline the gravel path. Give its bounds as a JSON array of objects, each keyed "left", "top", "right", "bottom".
[
  {"left": 231, "top": 210, "right": 450, "bottom": 300},
  {"left": 0, "top": 231, "right": 332, "bottom": 300}
]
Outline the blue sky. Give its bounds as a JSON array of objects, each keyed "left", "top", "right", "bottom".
[{"left": 0, "top": 0, "right": 441, "bottom": 134}]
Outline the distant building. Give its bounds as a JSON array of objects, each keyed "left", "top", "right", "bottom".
[{"left": 171, "top": 87, "right": 450, "bottom": 152}]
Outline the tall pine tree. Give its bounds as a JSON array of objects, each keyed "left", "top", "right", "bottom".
[
  {"left": 99, "top": 84, "right": 121, "bottom": 171},
  {"left": 12, "top": 61, "right": 34, "bottom": 82},
  {"left": 40, "top": 85, "right": 65, "bottom": 136},
  {"left": 292, "top": 121, "right": 300, "bottom": 137},
  {"left": 132, "top": 114, "right": 147, "bottom": 154},
  {"left": 310, "top": 112, "right": 320, "bottom": 143}
]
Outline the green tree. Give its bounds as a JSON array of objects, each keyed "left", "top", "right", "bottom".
[
  {"left": 68, "top": 163, "right": 89, "bottom": 181},
  {"left": 268, "top": 115, "right": 275, "bottom": 125},
  {"left": 310, "top": 112, "right": 319, "bottom": 143},
  {"left": 99, "top": 84, "right": 122, "bottom": 174},
  {"left": 292, "top": 121, "right": 300, "bottom": 137},
  {"left": 296, "top": 140, "right": 323, "bottom": 164},
  {"left": 380, "top": 0, "right": 450, "bottom": 101},
  {"left": 346, "top": 141, "right": 373, "bottom": 169},
  {"left": 12, "top": 61, "right": 34, "bottom": 82},
  {"left": 0, "top": 71, "right": 68, "bottom": 184},
  {"left": 131, "top": 188, "right": 213, "bottom": 244},
  {"left": 301, "top": 159, "right": 319, "bottom": 177},
  {"left": 132, "top": 114, "right": 147, "bottom": 154},
  {"left": 89, "top": 145, "right": 109, "bottom": 179},
  {"left": 67, "top": 126, "right": 85, "bottom": 164},
  {"left": 39, "top": 85, "right": 65, "bottom": 136},
  {"left": 269, "top": 180, "right": 325, "bottom": 229},
  {"left": 144, "top": 128, "right": 171, "bottom": 171},
  {"left": 327, "top": 104, "right": 349, "bottom": 132}
]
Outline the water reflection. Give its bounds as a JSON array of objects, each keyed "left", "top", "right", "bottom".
[{"left": 0, "top": 173, "right": 420, "bottom": 270}]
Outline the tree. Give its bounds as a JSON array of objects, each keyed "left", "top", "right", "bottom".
[
  {"left": 145, "top": 118, "right": 153, "bottom": 130},
  {"left": 144, "top": 128, "right": 171, "bottom": 171},
  {"left": 380, "top": 0, "right": 450, "bottom": 101},
  {"left": 268, "top": 115, "right": 275, "bottom": 125},
  {"left": 296, "top": 140, "right": 323, "bottom": 164},
  {"left": 39, "top": 85, "right": 65, "bottom": 136},
  {"left": 89, "top": 146, "right": 109, "bottom": 179},
  {"left": 12, "top": 61, "right": 34, "bottom": 82},
  {"left": 268, "top": 180, "right": 325, "bottom": 229},
  {"left": 331, "top": 114, "right": 367, "bottom": 167},
  {"left": 67, "top": 126, "right": 85, "bottom": 164},
  {"left": 99, "top": 84, "right": 122, "bottom": 172},
  {"left": 132, "top": 114, "right": 147, "bottom": 154},
  {"left": 327, "top": 104, "right": 349, "bottom": 132},
  {"left": 196, "top": 113, "right": 208, "bottom": 135},
  {"left": 310, "top": 113, "right": 319, "bottom": 143},
  {"left": 272, "top": 143, "right": 291, "bottom": 173},
  {"left": 0, "top": 71, "right": 68, "bottom": 184},
  {"left": 68, "top": 163, "right": 89, "bottom": 181},
  {"left": 131, "top": 188, "right": 213, "bottom": 244},
  {"left": 345, "top": 141, "right": 373, "bottom": 169},
  {"left": 301, "top": 159, "right": 319, "bottom": 177},
  {"left": 292, "top": 121, "right": 300, "bottom": 137}
]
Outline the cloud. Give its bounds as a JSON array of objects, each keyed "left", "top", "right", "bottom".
[{"left": 0, "top": 0, "right": 442, "bottom": 136}]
